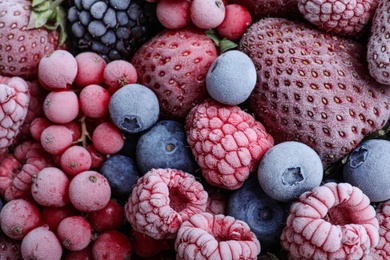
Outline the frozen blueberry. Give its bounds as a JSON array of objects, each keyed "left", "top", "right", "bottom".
[
  {"left": 136, "top": 120, "right": 197, "bottom": 175},
  {"left": 257, "top": 141, "right": 323, "bottom": 202},
  {"left": 227, "top": 175, "right": 289, "bottom": 250},
  {"left": 206, "top": 50, "right": 257, "bottom": 105},
  {"left": 100, "top": 154, "right": 141, "bottom": 199},
  {"left": 109, "top": 84, "right": 160, "bottom": 134},
  {"left": 343, "top": 139, "right": 390, "bottom": 202}
]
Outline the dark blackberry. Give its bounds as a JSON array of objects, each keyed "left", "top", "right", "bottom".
[{"left": 67, "top": 0, "right": 163, "bottom": 62}]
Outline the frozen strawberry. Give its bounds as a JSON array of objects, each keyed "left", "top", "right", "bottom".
[
  {"left": 367, "top": 0, "right": 390, "bottom": 85},
  {"left": 0, "top": 229, "right": 22, "bottom": 259},
  {"left": 0, "top": 76, "right": 30, "bottom": 149},
  {"left": 0, "top": 0, "right": 66, "bottom": 80},
  {"left": 175, "top": 212, "right": 261, "bottom": 259},
  {"left": 131, "top": 27, "right": 218, "bottom": 121},
  {"left": 281, "top": 182, "right": 379, "bottom": 259},
  {"left": 125, "top": 168, "right": 208, "bottom": 240},
  {"left": 239, "top": 17, "right": 390, "bottom": 168},
  {"left": 298, "top": 0, "right": 378, "bottom": 38},
  {"left": 185, "top": 99, "right": 274, "bottom": 190}
]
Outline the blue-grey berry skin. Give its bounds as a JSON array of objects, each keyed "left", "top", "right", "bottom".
[
  {"left": 136, "top": 120, "right": 198, "bottom": 175},
  {"left": 257, "top": 141, "right": 323, "bottom": 202},
  {"left": 227, "top": 175, "right": 289, "bottom": 250},
  {"left": 206, "top": 50, "right": 256, "bottom": 105},
  {"left": 109, "top": 83, "right": 160, "bottom": 134},
  {"left": 343, "top": 139, "right": 390, "bottom": 203},
  {"left": 100, "top": 154, "right": 140, "bottom": 199}
]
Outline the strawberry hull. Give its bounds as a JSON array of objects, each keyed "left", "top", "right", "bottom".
[{"left": 240, "top": 17, "right": 390, "bottom": 168}]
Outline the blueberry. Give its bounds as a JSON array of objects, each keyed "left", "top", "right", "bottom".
[
  {"left": 227, "top": 175, "right": 289, "bottom": 250},
  {"left": 136, "top": 120, "right": 197, "bottom": 175},
  {"left": 100, "top": 154, "right": 140, "bottom": 199},
  {"left": 257, "top": 141, "right": 323, "bottom": 202},
  {"left": 206, "top": 50, "right": 257, "bottom": 105},
  {"left": 109, "top": 84, "right": 160, "bottom": 134},
  {"left": 343, "top": 139, "right": 390, "bottom": 202}
]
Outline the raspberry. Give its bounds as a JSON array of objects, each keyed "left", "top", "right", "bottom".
[
  {"left": 185, "top": 99, "right": 274, "bottom": 190},
  {"left": 40, "top": 124, "right": 73, "bottom": 155},
  {"left": 79, "top": 84, "right": 111, "bottom": 119},
  {"left": 74, "top": 52, "right": 107, "bottom": 87},
  {"left": 31, "top": 167, "right": 70, "bottom": 207},
  {"left": 280, "top": 182, "right": 379, "bottom": 259},
  {"left": 0, "top": 198, "right": 41, "bottom": 241},
  {"left": 68, "top": 170, "right": 111, "bottom": 212},
  {"left": 43, "top": 90, "right": 79, "bottom": 124},
  {"left": 60, "top": 145, "right": 92, "bottom": 176},
  {"left": 125, "top": 168, "right": 208, "bottom": 240},
  {"left": 175, "top": 212, "right": 261, "bottom": 260},
  {"left": 57, "top": 216, "right": 92, "bottom": 251}
]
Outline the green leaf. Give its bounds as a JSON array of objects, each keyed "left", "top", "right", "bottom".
[
  {"left": 219, "top": 39, "right": 238, "bottom": 53},
  {"left": 32, "top": 1, "right": 50, "bottom": 12},
  {"left": 27, "top": 9, "right": 52, "bottom": 29},
  {"left": 205, "top": 29, "right": 220, "bottom": 46},
  {"left": 32, "top": 0, "right": 48, "bottom": 7}
]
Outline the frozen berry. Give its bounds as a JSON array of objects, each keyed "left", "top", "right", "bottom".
[
  {"left": 43, "top": 90, "right": 80, "bottom": 124},
  {"left": 68, "top": 170, "right": 111, "bottom": 212},
  {"left": 190, "top": 0, "right": 225, "bottom": 29},
  {"left": 40, "top": 204, "right": 79, "bottom": 232},
  {"left": 40, "top": 125, "right": 73, "bottom": 155},
  {"left": 60, "top": 145, "right": 92, "bottom": 176},
  {"left": 206, "top": 50, "right": 256, "bottom": 105},
  {"left": 91, "top": 230, "right": 132, "bottom": 260},
  {"left": 0, "top": 199, "right": 41, "bottom": 241},
  {"left": 0, "top": 229, "right": 22, "bottom": 259},
  {"left": 109, "top": 83, "right": 160, "bottom": 134},
  {"left": 87, "top": 199, "right": 125, "bottom": 233},
  {"left": 79, "top": 84, "right": 111, "bottom": 118},
  {"left": 38, "top": 50, "right": 78, "bottom": 91},
  {"left": 132, "top": 230, "right": 172, "bottom": 258},
  {"left": 57, "top": 216, "right": 92, "bottom": 251},
  {"left": 156, "top": 0, "right": 191, "bottom": 29},
  {"left": 216, "top": 4, "right": 252, "bottom": 41},
  {"left": 29, "top": 117, "right": 52, "bottom": 141},
  {"left": 92, "top": 121, "right": 124, "bottom": 155},
  {"left": 31, "top": 167, "right": 70, "bottom": 207},
  {"left": 103, "top": 60, "right": 138, "bottom": 94},
  {"left": 136, "top": 120, "right": 197, "bottom": 175},
  {"left": 74, "top": 52, "right": 107, "bottom": 87},
  {"left": 21, "top": 225, "right": 62, "bottom": 260}
]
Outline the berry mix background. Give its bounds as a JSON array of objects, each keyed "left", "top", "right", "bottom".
[{"left": 0, "top": 0, "right": 389, "bottom": 259}]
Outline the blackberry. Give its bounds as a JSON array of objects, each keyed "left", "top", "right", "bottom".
[{"left": 67, "top": 0, "right": 163, "bottom": 62}]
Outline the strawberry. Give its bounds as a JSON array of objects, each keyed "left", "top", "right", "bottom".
[
  {"left": 367, "top": 0, "right": 390, "bottom": 85},
  {"left": 297, "top": 0, "right": 379, "bottom": 38},
  {"left": 131, "top": 26, "right": 218, "bottom": 121},
  {"left": 0, "top": 229, "right": 22, "bottom": 260},
  {"left": 239, "top": 17, "right": 390, "bottom": 168},
  {"left": 0, "top": 0, "right": 67, "bottom": 80}
]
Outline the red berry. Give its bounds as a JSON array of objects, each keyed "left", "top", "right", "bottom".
[
  {"left": 217, "top": 4, "right": 252, "bottom": 41},
  {"left": 92, "top": 122, "right": 124, "bottom": 155},
  {"left": 57, "top": 216, "right": 92, "bottom": 251},
  {"left": 60, "top": 145, "right": 92, "bottom": 176},
  {"left": 87, "top": 199, "right": 125, "bottom": 233},
  {"left": 156, "top": 0, "right": 191, "bottom": 29},
  {"left": 103, "top": 60, "right": 138, "bottom": 94},
  {"left": 92, "top": 230, "right": 132, "bottom": 260},
  {"left": 31, "top": 167, "right": 70, "bottom": 207},
  {"left": 74, "top": 52, "right": 107, "bottom": 87},
  {"left": 40, "top": 125, "right": 73, "bottom": 155},
  {"left": 29, "top": 117, "right": 52, "bottom": 141},
  {"left": 79, "top": 84, "right": 111, "bottom": 118},
  {"left": 190, "top": 0, "right": 226, "bottom": 29},
  {"left": 0, "top": 199, "right": 41, "bottom": 241},
  {"left": 64, "top": 245, "right": 93, "bottom": 260},
  {"left": 68, "top": 170, "right": 111, "bottom": 212},
  {"left": 63, "top": 120, "right": 82, "bottom": 142},
  {"left": 43, "top": 90, "right": 80, "bottom": 124},
  {"left": 86, "top": 144, "right": 106, "bottom": 169},
  {"left": 132, "top": 230, "right": 172, "bottom": 258},
  {"left": 40, "top": 204, "right": 79, "bottom": 232}
]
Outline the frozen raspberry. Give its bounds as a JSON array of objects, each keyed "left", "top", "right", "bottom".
[
  {"left": 68, "top": 170, "right": 111, "bottom": 212},
  {"left": 204, "top": 183, "right": 229, "bottom": 215},
  {"left": 185, "top": 99, "right": 274, "bottom": 190},
  {"left": 57, "top": 216, "right": 92, "bottom": 251},
  {"left": 74, "top": 52, "right": 107, "bottom": 87},
  {"left": 91, "top": 230, "right": 132, "bottom": 260},
  {"left": 175, "top": 212, "right": 261, "bottom": 259},
  {"left": 38, "top": 49, "right": 78, "bottom": 91},
  {"left": 0, "top": 76, "right": 30, "bottom": 149},
  {"left": 125, "top": 168, "right": 208, "bottom": 240},
  {"left": 281, "top": 182, "right": 379, "bottom": 260},
  {"left": 31, "top": 167, "right": 70, "bottom": 207},
  {"left": 21, "top": 225, "right": 62, "bottom": 260},
  {"left": 0, "top": 198, "right": 41, "bottom": 241}
]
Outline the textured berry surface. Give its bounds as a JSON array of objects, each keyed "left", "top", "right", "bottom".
[
  {"left": 281, "top": 182, "right": 379, "bottom": 260},
  {"left": 190, "top": 0, "right": 225, "bottom": 29},
  {"left": 74, "top": 51, "right": 107, "bottom": 87},
  {"left": 87, "top": 199, "right": 125, "bottom": 233},
  {"left": 367, "top": 200, "right": 390, "bottom": 259},
  {"left": 60, "top": 145, "right": 92, "bottom": 176},
  {"left": 43, "top": 90, "right": 80, "bottom": 124},
  {"left": 367, "top": 0, "right": 390, "bottom": 85},
  {"left": 79, "top": 84, "right": 110, "bottom": 118},
  {"left": 131, "top": 27, "right": 218, "bottom": 121},
  {"left": 0, "top": 229, "right": 22, "bottom": 259},
  {"left": 125, "top": 168, "right": 208, "bottom": 239},
  {"left": 297, "top": 0, "right": 378, "bottom": 37},
  {"left": 57, "top": 216, "right": 92, "bottom": 251},
  {"left": 103, "top": 59, "right": 138, "bottom": 94},
  {"left": 216, "top": 4, "right": 253, "bottom": 41},
  {"left": 92, "top": 121, "right": 125, "bottom": 155},
  {"left": 156, "top": 0, "right": 191, "bottom": 30},
  {"left": 343, "top": 139, "right": 390, "bottom": 203},
  {"left": 185, "top": 99, "right": 274, "bottom": 190},
  {"left": 239, "top": 17, "right": 390, "bottom": 168},
  {"left": 175, "top": 212, "right": 261, "bottom": 260},
  {"left": 257, "top": 141, "right": 323, "bottom": 202},
  {"left": 136, "top": 120, "right": 197, "bottom": 175}
]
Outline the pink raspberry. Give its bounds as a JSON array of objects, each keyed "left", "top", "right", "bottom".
[
  {"left": 280, "top": 182, "right": 379, "bottom": 260},
  {"left": 0, "top": 76, "right": 30, "bottom": 149},
  {"left": 185, "top": 99, "right": 274, "bottom": 190},
  {"left": 125, "top": 168, "right": 208, "bottom": 240},
  {"left": 175, "top": 212, "right": 261, "bottom": 259}
]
